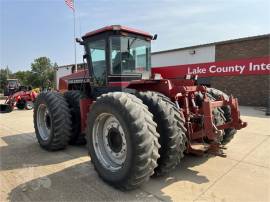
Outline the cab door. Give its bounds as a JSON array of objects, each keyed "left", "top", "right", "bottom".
[{"left": 87, "top": 39, "right": 107, "bottom": 87}]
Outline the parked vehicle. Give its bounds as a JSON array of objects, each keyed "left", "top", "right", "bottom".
[
  {"left": 0, "top": 88, "right": 37, "bottom": 113},
  {"left": 33, "top": 25, "right": 247, "bottom": 190},
  {"left": 3, "top": 79, "right": 21, "bottom": 96}
]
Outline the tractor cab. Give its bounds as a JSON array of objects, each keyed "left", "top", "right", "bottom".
[
  {"left": 77, "top": 25, "right": 154, "bottom": 87},
  {"left": 4, "top": 79, "right": 21, "bottom": 96}
]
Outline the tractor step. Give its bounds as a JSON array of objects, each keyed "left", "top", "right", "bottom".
[
  {"left": 189, "top": 142, "right": 210, "bottom": 155},
  {"left": 189, "top": 142, "right": 226, "bottom": 157}
]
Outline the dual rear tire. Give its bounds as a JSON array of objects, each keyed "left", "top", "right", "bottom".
[
  {"left": 34, "top": 91, "right": 187, "bottom": 189},
  {"left": 33, "top": 92, "right": 72, "bottom": 150},
  {"left": 34, "top": 90, "right": 84, "bottom": 150},
  {"left": 86, "top": 91, "right": 187, "bottom": 189}
]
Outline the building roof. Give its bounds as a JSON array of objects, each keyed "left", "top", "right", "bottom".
[
  {"left": 56, "top": 63, "right": 85, "bottom": 69},
  {"left": 152, "top": 34, "right": 270, "bottom": 55}
]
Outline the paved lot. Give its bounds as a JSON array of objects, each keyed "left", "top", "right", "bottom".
[{"left": 0, "top": 106, "right": 269, "bottom": 202}]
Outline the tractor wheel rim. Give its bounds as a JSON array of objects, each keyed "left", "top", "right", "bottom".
[
  {"left": 26, "top": 101, "right": 34, "bottom": 110},
  {"left": 37, "top": 104, "right": 51, "bottom": 141},
  {"left": 92, "top": 113, "right": 127, "bottom": 171}
]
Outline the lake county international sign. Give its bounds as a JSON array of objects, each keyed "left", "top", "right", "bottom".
[{"left": 152, "top": 56, "right": 270, "bottom": 78}]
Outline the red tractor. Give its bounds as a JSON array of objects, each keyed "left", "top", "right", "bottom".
[
  {"left": 33, "top": 25, "right": 247, "bottom": 190},
  {"left": 0, "top": 87, "right": 37, "bottom": 113}
]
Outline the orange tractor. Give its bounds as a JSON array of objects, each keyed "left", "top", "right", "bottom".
[{"left": 33, "top": 25, "right": 247, "bottom": 190}]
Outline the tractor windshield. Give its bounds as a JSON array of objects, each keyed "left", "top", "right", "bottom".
[
  {"left": 7, "top": 80, "right": 19, "bottom": 87},
  {"left": 110, "top": 36, "right": 151, "bottom": 76}
]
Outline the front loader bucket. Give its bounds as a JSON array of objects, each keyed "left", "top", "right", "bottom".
[{"left": 0, "top": 104, "right": 13, "bottom": 113}]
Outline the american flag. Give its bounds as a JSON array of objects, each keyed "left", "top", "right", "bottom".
[{"left": 65, "top": 0, "right": 74, "bottom": 11}]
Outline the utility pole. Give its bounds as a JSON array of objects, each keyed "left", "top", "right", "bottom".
[
  {"left": 6, "top": 66, "right": 9, "bottom": 79},
  {"left": 73, "top": 0, "right": 77, "bottom": 72},
  {"left": 64, "top": 0, "right": 77, "bottom": 72}
]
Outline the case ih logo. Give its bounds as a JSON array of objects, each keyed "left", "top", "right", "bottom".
[{"left": 152, "top": 56, "right": 270, "bottom": 78}]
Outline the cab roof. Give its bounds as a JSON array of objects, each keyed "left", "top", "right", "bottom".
[{"left": 82, "top": 25, "right": 153, "bottom": 39}]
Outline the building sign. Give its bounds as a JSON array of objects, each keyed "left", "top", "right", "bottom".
[{"left": 152, "top": 56, "right": 270, "bottom": 78}]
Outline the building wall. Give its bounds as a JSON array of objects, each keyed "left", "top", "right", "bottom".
[
  {"left": 211, "top": 75, "right": 270, "bottom": 106},
  {"left": 215, "top": 37, "right": 270, "bottom": 60},
  {"left": 55, "top": 65, "right": 72, "bottom": 89},
  {"left": 211, "top": 36, "right": 270, "bottom": 106},
  {"left": 152, "top": 45, "right": 215, "bottom": 67},
  {"left": 55, "top": 63, "right": 86, "bottom": 89}
]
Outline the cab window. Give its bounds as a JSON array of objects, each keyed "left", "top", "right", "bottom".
[{"left": 110, "top": 36, "right": 151, "bottom": 75}]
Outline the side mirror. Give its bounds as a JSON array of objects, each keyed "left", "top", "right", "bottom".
[
  {"left": 76, "top": 37, "right": 84, "bottom": 45},
  {"left": 83, "top": 54, "right": 88, "bottom": 63},
  {"left": 152, "top": 34, "right": 158, "bottom": 40}
]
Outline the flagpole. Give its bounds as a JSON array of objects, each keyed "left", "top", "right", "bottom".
[{"left": 73, "top": 0, "right": 77, "bottom": 72}]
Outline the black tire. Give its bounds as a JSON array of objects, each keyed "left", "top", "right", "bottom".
[
  {"left": 0, "top": 104, "right": 13, "bottom": 113},
  {"left": 64, "top": 90, "right": 86, "bottom": 145},
  {"left": 86, "top": 92, "right": 160, "bottom": 190},
  {"left": 207, "top": 88, "right": 237, "bottom": 144},
  {"left": 136, "top": 91, "right": 187, "bottom": 176},
  {"left": 34, "top": 92, "right": 72, "bottom": 151},
  {"left": 16, "top": 99, "right": 26, "bottom": 110}
]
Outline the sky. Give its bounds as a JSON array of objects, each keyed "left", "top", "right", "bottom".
[{"left": 0, "top": 0, "right": 269, "bottom": 72}]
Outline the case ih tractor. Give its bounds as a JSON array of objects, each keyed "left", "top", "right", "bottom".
[{"left": 33, "top": 25, "right": 247, "bottom": 190}]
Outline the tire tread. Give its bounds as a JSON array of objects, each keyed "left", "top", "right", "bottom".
[
  {"left": 136, "top": 91, "right": 187, "bottom": 176},
  {"left": 86, "top": 92, "right": 160, "bottom": 190}
]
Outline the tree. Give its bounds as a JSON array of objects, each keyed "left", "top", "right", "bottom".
[
  {"left": 30, "top": 57, "right": 56, "bottom": 89},
  {"left": 0, "top": 57, "right": 56, "bottom": 92},
  {"left": 0, "top": 67, "right": 12, "bottom": 92},
  {"left": 13, "top": 70, "right": 32, "bottom": 86}
]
